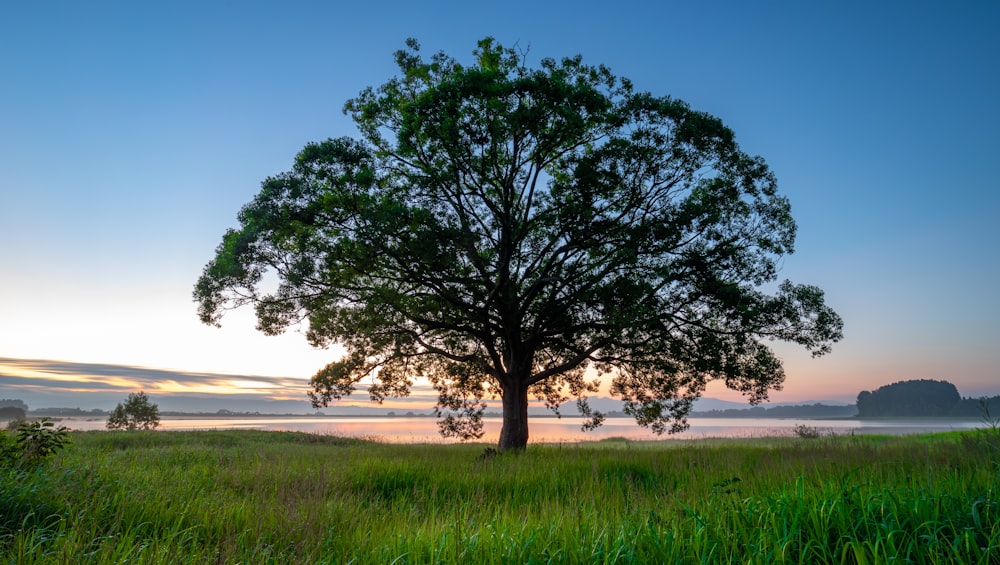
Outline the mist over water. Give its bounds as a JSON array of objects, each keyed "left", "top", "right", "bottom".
[{"left": 60, "top": 416, "right": 986, "bottom": 443}]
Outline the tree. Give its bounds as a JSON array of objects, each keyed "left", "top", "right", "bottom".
[
  {"left": 106, "top": 391, "right": 160, "bottom": 431},
  {"left": 195, "top": 38, "right": 843, "bottom": 450}
]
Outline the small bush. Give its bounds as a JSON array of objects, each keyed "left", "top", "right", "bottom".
[
  {"left": 0, "top": 418, "right": 71, "bottom": 466},
  {"left": 793, "top": 424, "right": 821, "bottom": 439}
]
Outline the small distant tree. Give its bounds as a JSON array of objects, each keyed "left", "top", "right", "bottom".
[{"left": 106, "top": 391, "right": 161, "bottom": 431}]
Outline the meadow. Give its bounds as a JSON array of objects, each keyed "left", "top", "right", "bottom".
[{"left": 1, "top": 429, "right": 997, "bottom": 564}]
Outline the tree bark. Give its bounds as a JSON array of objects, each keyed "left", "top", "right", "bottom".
[{"left": 497, "top": 383, "right": 529, "bottom": 450}]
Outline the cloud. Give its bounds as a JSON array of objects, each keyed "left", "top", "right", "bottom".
[
  {"left": 0, "top": 357, "right": 312, "bottom": 398},
  {"left": 0, "top": 357, "right": 445, "bottom": 410}
]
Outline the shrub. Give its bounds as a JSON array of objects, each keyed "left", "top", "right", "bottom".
[
  {"left": 793, "top": 424, "right": 821, "bottom": 439},
  {"left": 0, "top": 418, "right": 71, "bottom": 466},
  {"left": 107, "top": 391, "right": 161, "bottom": 431},
  {"left": 0, "top": 430, "right": 16, "bottom": 464}
]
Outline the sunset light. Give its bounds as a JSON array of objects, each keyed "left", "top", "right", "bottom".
[
  {"left": 1, "top": 2, "right": 996, "bottom": 416},
  {"left": 1, "top": 4, "right": 997, "bottom": 560}
]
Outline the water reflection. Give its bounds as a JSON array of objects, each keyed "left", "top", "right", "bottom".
[{"left": 58, "top": 416, "right": 985, "bottom": 443}]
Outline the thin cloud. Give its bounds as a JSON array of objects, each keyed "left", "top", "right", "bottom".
[
  {"left": 0, "top": 357, "right": 310, "bottom": 398},
  {"left": 0, "top": 357, "right": 443, "bottom": 406}
]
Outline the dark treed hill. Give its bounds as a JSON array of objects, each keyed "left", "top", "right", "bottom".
[{"left": 856, "top": 379, "right": 1000, "bottom": 417}]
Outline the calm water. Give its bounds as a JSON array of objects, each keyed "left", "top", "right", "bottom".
[{"left": 59, "top": 416, "right": 986, "bottom": 443}]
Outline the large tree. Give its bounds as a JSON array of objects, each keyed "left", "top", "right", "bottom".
[{"left": 195, "top": 38, "right": 843, "bottom": 450}]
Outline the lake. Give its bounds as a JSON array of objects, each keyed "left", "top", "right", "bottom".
[{"left": 57, "top": 415, "right": 987, "bottom": 443}]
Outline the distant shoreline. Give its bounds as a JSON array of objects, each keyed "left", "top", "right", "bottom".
[{"left": 33, "top": 412, "right": 985, "bottom": 422}]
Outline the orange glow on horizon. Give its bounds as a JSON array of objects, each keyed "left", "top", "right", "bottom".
[{"left": 4, "top": 356, "right": 983, "bottom": 409}]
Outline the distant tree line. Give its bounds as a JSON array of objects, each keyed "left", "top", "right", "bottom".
[
  {"left": 0, "top": 399, "right": 28, "bottom": 423},
  {"left": 0, "top": 399, "right": 28, "bottom": 411},
  {"left": 691, "top": 403, "right": 858, "bottom": 419},
  {"left": 950, "top": 396, "right": 1000, "bottom": 417},
  {"left": 3, "top": 378, "right": 997, "bottom": 423},
  {"left": 856, "top": 379, "right": 1000, "bottom": 417},
  {"left": 29, "top": 407, "right": 105, "bottom": 417},
  {"left": 0, "top": 406, "right": 26, "bottom": 422}
]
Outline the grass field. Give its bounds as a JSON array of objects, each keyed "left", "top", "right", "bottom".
[{"left": 1, "top": 429, "right": 998, "bottom": 563}]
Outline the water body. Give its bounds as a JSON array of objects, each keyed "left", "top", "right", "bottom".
[{"left": 59, "top": 416, "right": 986, "bottom": 443}]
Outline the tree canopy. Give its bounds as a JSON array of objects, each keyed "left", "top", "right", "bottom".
[{"left": 195, "top": 38, "right": 843, "bottom": 449}]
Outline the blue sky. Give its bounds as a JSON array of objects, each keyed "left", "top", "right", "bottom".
[{"left": 1, "top": 1, "right": 997, "bottom": 410}]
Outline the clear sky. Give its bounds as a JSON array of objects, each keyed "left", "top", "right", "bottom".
[{"left": 1, "top": 1, "right": 998, "bottom": 410}]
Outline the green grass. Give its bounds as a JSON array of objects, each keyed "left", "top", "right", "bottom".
[{"left": 1, "top": 429, "right": 998, "bottom": 563}]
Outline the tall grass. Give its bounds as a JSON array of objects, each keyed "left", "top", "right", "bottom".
[{"left": 1, "top": 429, "right": 997, "bottom": 563}]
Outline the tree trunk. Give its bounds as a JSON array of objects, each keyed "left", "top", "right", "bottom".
[{"left": 497, "top": 383, "right": 529, "bottom": 450}]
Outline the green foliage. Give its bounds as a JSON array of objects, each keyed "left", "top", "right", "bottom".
[
  {"left": 0, "top": 418, "right": 71, "bottom": 467},
  {"left": 106, "top": 391, "right": 160, "bottom": 431},
  {"left": 0, "top": 430, "right": 15, "bottom": 464},
  {"left": 1, "top": 431, "right": 997, "bottom": 563},
  {"left": 195, "top": 38, "right": 843, "bottom": 449}
]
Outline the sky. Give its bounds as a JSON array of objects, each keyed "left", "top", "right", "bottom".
[{"left": 1, "top": 1, "right": 998, "bottom": 411}]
